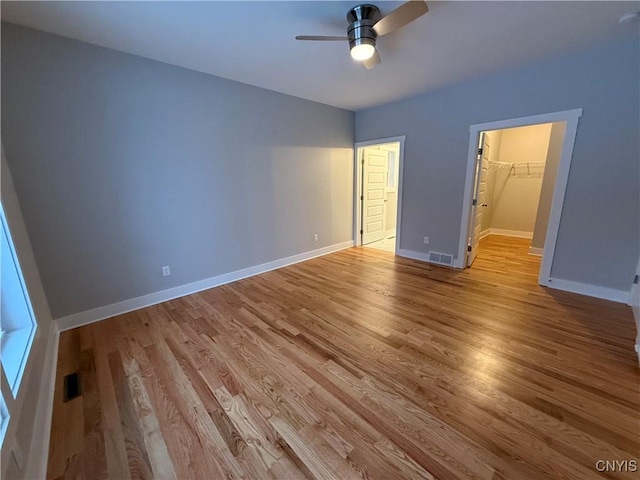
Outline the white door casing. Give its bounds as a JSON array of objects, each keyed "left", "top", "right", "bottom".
[
  {"left": 456, "top": 109, "right": 582, "bottom": 289},
  {"left": 362, "top": 148, "right": 388, "bottom": 245},
  {"left": 467, "top": 133, "right": 490, "bottom": 266}
]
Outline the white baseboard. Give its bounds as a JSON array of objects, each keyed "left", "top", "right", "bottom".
[
  {"left": 385, "top": 229, "right": 396, "bottom": 240},
  {"left": 55, "top": 241, "right": 354, "bottom": 332},
  {"left": 547, "top": 277, "right": 630, "bottom": 304},
  {"left": 528, "top": 246, "right": 544, "bottom": 256},
  {"left": 479, "top": 229, "right": 491, "bottom": 240},
  {"left": 397, "top": 249, "right": 629, "bottom": 304},
  {"left": 489, "top": 228, "right": 533, "bottom": 239},
  {"left": 24, "top": 325, "right": 59, "bottom": 480}
]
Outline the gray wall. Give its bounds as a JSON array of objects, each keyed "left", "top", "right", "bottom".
[
  {"left": 1, "top": 24, "right": 355, "bottom": 318},
  {"left": 532, "top": 122, "right": 566, "bottom": 250},
  {"left": 356, "top": 37, "right": 639, "bottom": 291}
]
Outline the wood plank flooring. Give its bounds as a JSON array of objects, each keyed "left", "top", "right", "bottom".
[{"left": 48, "top": 235, "right": 640, "bottom": 479}]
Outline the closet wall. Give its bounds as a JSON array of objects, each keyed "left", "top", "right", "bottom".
[
  {"left": 483, "top": 124, "right": 553, "bottom": 237},
  {"left": 531, "top": 123, "right": 566, "bottom": 250}
]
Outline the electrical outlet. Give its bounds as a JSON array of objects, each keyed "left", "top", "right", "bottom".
[
  {"left": 162, "top": 265, "right": 171, "bottom": 277},
  {"left": 423, "top": 236, "right": 429, "bottom": 245},
  {"left": 313, "top": 233, "right": 319, "bottom": 242}
]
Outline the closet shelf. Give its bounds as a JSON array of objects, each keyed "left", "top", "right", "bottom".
[
  {"left": 487, "top": 160, "right": 546, "bottom": 177},
  {"left": 488, "top": 160, "right": 546, "bottom": 167}
]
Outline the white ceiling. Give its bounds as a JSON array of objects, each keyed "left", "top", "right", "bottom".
[{"left": 2, "top": 1, "right": 638, "bottom": 111}]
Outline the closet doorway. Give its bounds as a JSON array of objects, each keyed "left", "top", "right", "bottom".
[
  {"left": 354, "top": 136, "right": 405, "bottom": 254},
  {"left": 468, "top": 122, "right": 561, "bottom": 266},
  {"left": 457, "top": 109, "right": 582, "bottom": 286}
]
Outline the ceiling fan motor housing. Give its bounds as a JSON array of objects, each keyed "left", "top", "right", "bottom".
[{"left": 347, "top": 4, "right": 380, "bottom": 52}]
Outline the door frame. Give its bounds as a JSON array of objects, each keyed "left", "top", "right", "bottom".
[
  {"left": 353, "top": 136, "right": 406, "bottom": 251},
  {"left": 455, "top": 109, "right": 583, "bottom": 286}
]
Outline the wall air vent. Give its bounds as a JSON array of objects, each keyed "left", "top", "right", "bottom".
[{"left": 428, "top": 251, "right": 453, "bottom": 266}]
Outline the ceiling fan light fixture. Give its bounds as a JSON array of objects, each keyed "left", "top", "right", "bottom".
[
  {"left": 351, "top": 43, "right": 376, "bottom": 61},
  {"left": 295, "top": 1, "right": 429, "bottom": 69}
]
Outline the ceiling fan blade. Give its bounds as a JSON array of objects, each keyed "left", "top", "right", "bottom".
[
  {"left": 373, "top": 1, "right": 429, "bottom": 37},
  {"left": 295, "top": 35, "right": 348, "bottom": 41},
  {"left": 363, "top": 50, "right": 381, "bottom": 70}
]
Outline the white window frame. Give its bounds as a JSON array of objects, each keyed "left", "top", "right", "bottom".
[{"left": 1, "top": 203, "right": 37, "bottom": 404}]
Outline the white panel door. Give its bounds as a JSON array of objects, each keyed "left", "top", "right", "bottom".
[
  {"left": 362, "top": 148, "right": 387, "bottom": 245},
  {"left": 467, "top": 133, "right": 490, "bottom": 266}
]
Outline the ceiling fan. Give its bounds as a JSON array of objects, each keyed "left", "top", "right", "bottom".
[{"left": 296, "top": 1, "right": 429, "bottom": 69}]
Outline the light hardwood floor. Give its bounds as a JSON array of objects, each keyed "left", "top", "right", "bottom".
[{"left": 47, "top": 236, "right": 639, "bottom": 479}]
